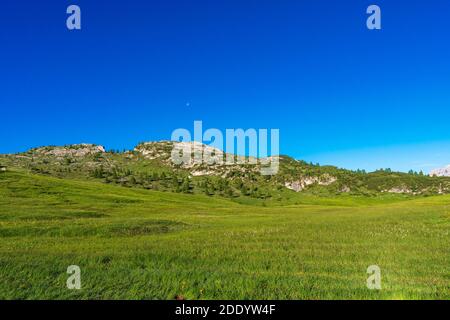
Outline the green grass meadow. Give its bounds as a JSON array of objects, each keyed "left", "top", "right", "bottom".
[{"left": 0, "top": 170, "right": 448, "bottom": 299}]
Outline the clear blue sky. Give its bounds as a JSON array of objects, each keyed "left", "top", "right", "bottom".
[{"left": 1, "top": 0, "right": 449, "bottom": 172}]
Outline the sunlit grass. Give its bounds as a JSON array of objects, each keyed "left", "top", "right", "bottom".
[{"left": 0, "top": 170, "right": 448, "bottom": 299}]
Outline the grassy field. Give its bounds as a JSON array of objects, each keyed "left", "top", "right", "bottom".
[{"left": 0, "top": 169, "right": 448, "bottom": 299}]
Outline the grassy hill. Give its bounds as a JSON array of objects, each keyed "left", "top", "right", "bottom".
[
  {"left": 1, "top": 142, "right": 450, "bottom": 203},
  {"left": 0, "top": 169, "right": 448, "bottom": 299}
]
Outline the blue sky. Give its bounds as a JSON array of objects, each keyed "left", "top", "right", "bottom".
[{"left": 1, "top": 0, "right": 449, "bottom": 172}]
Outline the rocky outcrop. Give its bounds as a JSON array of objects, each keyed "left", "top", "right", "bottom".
[
  {"left": 285, "top": 174, "right": 337, "bottom": 192},
  {"left": 387, "top": 186, "right": 413, "bottom": 194},
  {"left": 430, "top": 165, "right": 450, "bottom": 177},
  {"left": 32, "top": 144, "right": 105, "bottom": 158},
  {"left": 134, "top": 141, "right": 173, "bottom": 161},
  {"left": 134, "top": 141, "right": 264, "bottom": 174}
]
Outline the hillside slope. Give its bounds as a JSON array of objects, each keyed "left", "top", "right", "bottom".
[{"left": 1, "top": 141, "right": 450, "bottom": 203}]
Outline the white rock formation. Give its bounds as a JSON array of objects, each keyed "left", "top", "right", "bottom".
[
  {"left": 285, "top": 174, "right": 337, "bottom": 192},
  {"left": 430, "top": 165, "right": 450, "bottom": 177},
  {"left": 35, "top": 144, "right": 105, "bottom": 158}
]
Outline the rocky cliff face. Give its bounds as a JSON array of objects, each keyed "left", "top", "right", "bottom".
[
  {"left": 285, "top": 174, "right": 337, "bottom": 192},
  {"left": 430, "top": 165, "right": 450, "bottom": 177},
  {"left": 31, "top": 144, "right": 105, "bottom": 158}
]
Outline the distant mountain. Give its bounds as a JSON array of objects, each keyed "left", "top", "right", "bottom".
[
  {"left": 1, "top": 141, "right": 450, "bottom": 199},
  {"left": 430, "top": 165, "right": 450, "bottom": 177}
]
